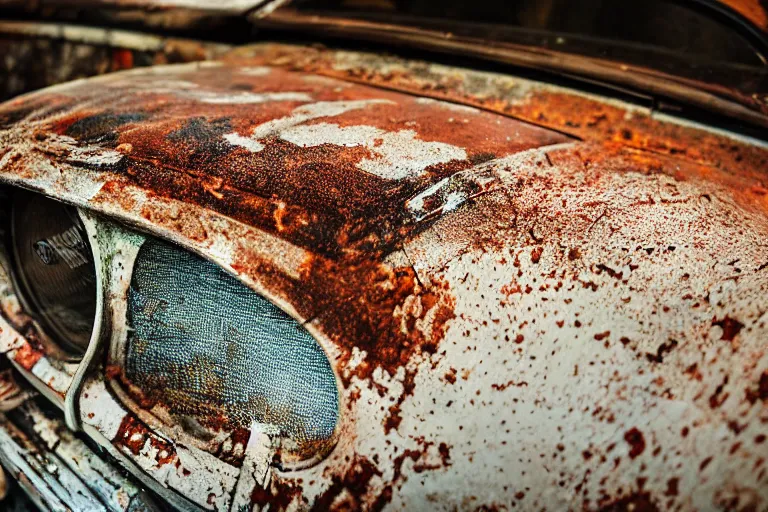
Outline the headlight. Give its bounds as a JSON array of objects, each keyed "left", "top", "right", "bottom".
[
  {"left": 118, "top": 237, "right": 339, "bottom": 459},
  {"left": 8, "top": 190, "right": 97, "bottom": 357}
]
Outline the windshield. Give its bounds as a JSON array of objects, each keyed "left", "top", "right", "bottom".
[
  {"left": 293, "top": 0, "right": 765, "bottom": 64},
  {"left": 259, "top": 0, "right": 768, "bottom": 124}
]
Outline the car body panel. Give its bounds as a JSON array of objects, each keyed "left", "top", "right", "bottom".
[
  {"left": 0, "top": 399, "right": 159, "bottom": 511},
  {"left": 0, "top": 44, "right": 766, "bottom": 510}
]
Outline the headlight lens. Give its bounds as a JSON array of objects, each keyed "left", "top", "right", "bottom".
[
  {"left": 122, "top": 238, "right": 339, "bottom": 456},
  {"left": 9, "top": 191, "right": 97, "bottom": 356}
]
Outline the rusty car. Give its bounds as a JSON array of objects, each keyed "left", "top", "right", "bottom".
[{"left": 0, "top": 0, "right": 766, "bottom": 510}]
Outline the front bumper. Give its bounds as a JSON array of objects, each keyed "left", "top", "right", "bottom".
[{"left": 0, "top": 393, "right": 160, "bottom": 512}]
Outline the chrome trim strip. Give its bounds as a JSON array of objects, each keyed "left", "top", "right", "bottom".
[{"left": 63, "top": 210, "right": 107, "bottom": 431}]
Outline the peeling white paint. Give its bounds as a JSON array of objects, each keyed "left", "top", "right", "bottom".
[
  {"left": 224, "top": 132, "right": 264, "bottom": 152},
  {"left": 232, "top": 425, "right": 273, "bottom": 511},
  {"left": 192, "top": 90, "right": 312, "bottom": 104},
  {"left": 80, "top": 379, "right": 127, "bottom": 440},
  {"left": 281, "top": 123, "right": 467, "bottom": 179},
  {"left": 260, "top": 99, "right": 393, "bottom": 138},
  {"left": 2, "top": 48, "right": 767, "bottom": 511},
  {"left": 25, "top": 404, "right": 148, "bottom": 511},
  {"left": 224, "top": 98, "right": 394, "bottom": 152},
  {"left": 130, "top": 441, "right": 238, "bottom": 511},
  {"left": 441, "top": 190, "right": 466, "bottom": 213},
  {"left": 0, "top": 413, "right": 107, "bottom": 511},
  {"left": 30, "top": 358, "right": 74, "bottom": 395},
  {"left": 0, "top": 318, "right": 26, "bottom": 354},
  {"left": 238, "top": 66, "right": 272, "bottom": 76},
  {"left": 67, "top": 146, "right": 125, "bottom": 167}
]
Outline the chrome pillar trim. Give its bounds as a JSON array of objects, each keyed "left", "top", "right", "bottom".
[{"left": 64, "top": 210, "right": 106, "bottom": 431}]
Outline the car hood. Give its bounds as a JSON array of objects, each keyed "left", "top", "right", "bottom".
[{"left": 1, "top": 44, "right": 768, "bottom": 511}]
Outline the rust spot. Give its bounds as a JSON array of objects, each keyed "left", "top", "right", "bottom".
[
  {"left": 392, "top": 448, "right": 421, "bottom": 483},
  {"left": 241, "top": 251, "right": 456, "bottom": 437},
  {"left": 242, "top": 45, "right": 768, "bottom": 199},
  {"left": 709, "top": 375, "right": 730, "bottom": 409},
  {"left": 111, "top": 49, "right": 134, "bottom": 71},
  {"left": 298, "top": 258, "right": 455, "bottom": 388},
  {"left": 665, "top": 477, "right": 680, "bottom": 497},
  {"left": 438, "top": 442, "right": 451, "bottom": 466},
  {"left": 598, "top": 491, "right": 659, "bottom": 512},
  {"left": 23, "top": 64, "right": 570, "bottom": 260},
  {"left": 384, "top": 369, "right": 416, "bottom": 434},
  {"left": 105, "top": 364, "right": 121, "bottom": 380},
  {"left": 251, "top": 478, "right": 303, "bottom": 511},
  {"left": 595, "top": 263, "right": 623, "bottom": 280},
  {"left": 12, "top": 343, "right": 42, "bottom": 371},
  {"left": 114, "top": 415, "right": 175, "bottom": 466},
  {"left": 2, "top": 49, "right": 768, "bottom": 509},
  {"left": 530, "top": 246, "right": 543, "bottom": 264},
  {"left": 728, "top": 420, "right": 746, "bottom": 435},
  {"left": 623, "top": 428, "right": 646, "bottom": 459},
  {"left": 713, "top": 316, "right": 745, "bottom": 345},
  {"left": 684, "top": 363, "right": 703, "bottom": 381},
  {"left": 645, "top": 339, "right": 678, "bottom": 363},
  {"left": 747, "top": 370, "right": 768, "bottom": 403},
  {"left": 308, "top": 456, "right": 385, "bottom": 511},
  {"left": 491, "top": 380, "right": 528, "bottom": 391}
]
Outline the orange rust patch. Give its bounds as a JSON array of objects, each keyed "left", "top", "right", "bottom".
[
  {"left": 111, "top": 49, "right": 134, "bottom": 71},
  {"left": 238, "top": 249, "right": 456, "bottom": 431},
  {"left": 297, "top": 255, "right": 455, "bottom": 387},
  {"left": 251, "top": 479, "right": 303, "bottom": 511},
  {"left": 12, "top": 342, "right": 42, "bottom": 371},
  {"left": 114, "top": 414, "right": 176, "bottom": 466}
]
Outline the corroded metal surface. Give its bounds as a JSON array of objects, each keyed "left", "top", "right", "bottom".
[
  {"left": 0, "top": 400, "right": 158, "bottom": 511},
  {"left": 247, "top": 7, "right": 768, "bottom": 128},
  {"left": 0, "top": 45, "right": 766, "bottom": 511},
  {"left": 0, "top": 61, "right": 568, "bottom": 258},
  {"left": 227, "top": 44, "right": 768, "bottom": 176}
]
